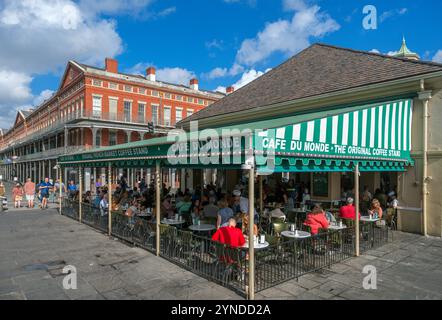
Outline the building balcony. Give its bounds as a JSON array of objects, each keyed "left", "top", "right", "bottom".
[{"left": 1, "top": 108, "right": 176, "bottom": 152}]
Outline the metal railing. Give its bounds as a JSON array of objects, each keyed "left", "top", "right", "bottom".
[
  {"left": 81, "top": 202, "right": 109, "bottom": 234},
  {"left": 59, "top": 200, "right": 390, "bottom": 297}
]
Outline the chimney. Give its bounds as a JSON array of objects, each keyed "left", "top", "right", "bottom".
[
  {"left": 146, "top": 67, "right": 156, "bottom": 81},
  {"left": 190, "top": 78, "right": 199, "bottom": 91},
  {"left": 105, "top": 58, "right": 118, "bottom": 73},
  {"left": 226, "top": 86, "right": 235, "bottom": 94}
]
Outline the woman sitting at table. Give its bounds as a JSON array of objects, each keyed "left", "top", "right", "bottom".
[
  {"left": 216, "top": 199, "right": 234, "bottom": 228},
  {"left": 240, "top": 213, "right": 259, "bottom": 237},
  {"left": 176, "top": 195, "right": 192, "bottom": 215},
  {"left": 126, "top": 199, "right": 140, "bottom": 218},
  {"left": 303, "top": 205, "right": 329, "bottom": 235},
  {"left": 368, "top": 198, "right": 383, "bottom": 219},
  {"left": 161, "top": 195, "right": 174, "bottom": 218}
]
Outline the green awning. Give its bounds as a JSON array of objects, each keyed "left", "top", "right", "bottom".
[
  {"left": 59, "top": 98, "right": 414, "bottom": 173},
  {"left": 255, "top": 98, "right": 413, "bottom": 172}
]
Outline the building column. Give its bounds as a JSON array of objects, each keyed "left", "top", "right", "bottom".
[
  {"left": 64, "top": 126, "right": 68, "bottom": 153},
  {"left": 91, "top": 127, "right": 97, "bottom": 149}
]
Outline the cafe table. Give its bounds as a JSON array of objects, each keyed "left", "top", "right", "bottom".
[
  {"left": 360, "top": 216, "right": 380, "bottom": 223},
  {"left": 328, "top": 223, "right": 347, "bottom": 230},
  {"left": 281, "top": 230, "right": 311, "bottom": 239},
  {"left": 188, "top": 224, "right": 216, "bottom": 232},
  {"left": 162, "top": 218, "right": 186, "bottom": 226},
  {"left": 241, "top": 241, "right": 270, "bottom": 250}
]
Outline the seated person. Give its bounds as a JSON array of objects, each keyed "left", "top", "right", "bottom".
[
  {"left": 303, "top": 205, "right": 329, "bottom": 235},
  {"left": 339, "top": 197, "right": 360, "bottom": 220},
  {"left": 161, "top": 195, "right": 174, "bottom": 218},
  {"left": 216, "top": 199, "right": 234, "bottom": 228},
  {"left": 176, "top": 195, "right": 192, "bottom": 215},
  {"left": 202, "top": 197, "right": 219, "bottom": 218},
  {"left": 126, "top": 199, "right": 140, "bottom": 217},
  {"left": 269, "top": 205, "right": 286, "bottom": 221},
  {"left": 241, "top": 213, "right": 259, "bottom": 237},
  {"left": 212, "top": 218, "right": 246, "bottom": 248},
  {"left": 368, "top": 198, "right": 383, "bottom": 219}
]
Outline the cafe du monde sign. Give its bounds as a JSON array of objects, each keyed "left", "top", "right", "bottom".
[{"left": 254, "top": 99, "right": 413, "bottom": 162}]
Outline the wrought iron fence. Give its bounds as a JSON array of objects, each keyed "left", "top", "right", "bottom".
[
  {"left": 81, "top": 202, "right": 109, "bottom": 234},
  {"left": 158, "top": 224, "right": 248, "bottom": 296},
  {"left": 59, "top": 201, "right": 390, "bottom": 297},
  {"left": 61, "top": 197, "right": 78, "bottom": 220}
]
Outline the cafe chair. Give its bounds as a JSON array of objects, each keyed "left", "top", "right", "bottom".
[{"left": 271, "top": 222, "right": 289, "bottom": 238}]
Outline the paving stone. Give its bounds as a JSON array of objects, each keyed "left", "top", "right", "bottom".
[{"left": 0, "top": 291, "right": 25, "bottom": 300}]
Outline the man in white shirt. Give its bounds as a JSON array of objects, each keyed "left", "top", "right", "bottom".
[{"left": 100, "top": 194, "right": 109, "bottom": 216}]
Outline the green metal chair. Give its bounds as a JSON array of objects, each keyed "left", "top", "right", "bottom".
[{"left": 272, "top": 222, "right": 289, "bottom": 237}]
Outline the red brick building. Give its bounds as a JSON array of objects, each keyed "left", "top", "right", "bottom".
[{"left": 0, "top": 58, "right": 224, "bottom": 185}]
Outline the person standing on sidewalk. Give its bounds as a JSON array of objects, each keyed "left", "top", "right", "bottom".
[
  {"left": 39, "top": 178, "right": 53, "bottom": 209},
  {"left": 12, "top": 183, "right": 24, "bottom": 208},
  {"left": 24, "top": 178, "right": 36, "bottom": 208}
]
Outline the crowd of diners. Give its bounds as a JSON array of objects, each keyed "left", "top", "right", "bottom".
[{"left": 69, "top": 175, "right": 398, "bottom": 248}]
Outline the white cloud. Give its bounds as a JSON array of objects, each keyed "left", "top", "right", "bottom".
[
  {"left": 433, "top": 50, "right": 442, "bottom": 63},
  {"left": 125, "top": 63, "right": 196, "bottom": 86},
  {"left": 33, "top": 89, "right": 55, "bottom": 106},
  {"left": 0, "top": 70, "right": 33, "bottom": 106},
  {"left": 387, "top": 51, "right": 398, "bottom": 56},
  {"left": 78, "top": 0, "right": 153, "bottom": 17},
  {"left": 380, "top": 8, "right": 408, "bottom": 23},
  {"left": 204, "top": 63, "right": 244, "bottom": 79},
  {"left": 156, "top": 68, "right": 196, "bottom": 85},
  {"left": 205, "top": 39, "right": 224, "bottom": 50},
  {"left": 236, "top": 0, "right": 340, "bottom": 66},
  {"left": 283, "top": 0, "right": 307, "bottom": 11},
  {"left": 157, "top": 6, "right": 176, "bottom": 17},
  {"left": 215, "top": 68, "right": 272, "bottom": 93},
  {"left": 0, "top": 0, "right": 149, "bottom": 128}
]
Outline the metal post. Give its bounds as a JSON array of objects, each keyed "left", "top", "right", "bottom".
[
  {"left": 355, "top": 163, "right": 360, "bottom": 257},
  {"left": 259, "top": 175, "right": 263, "bottom": 215},
  {"left": 108, "top": 163, "right": 112, "bottom": 236},
  {"left": 155, "top": 161, "right": 161, "bottom": 256},
  {"left": 79, "top": 167, "right": 83, "bottom": 223},
  {"left": 422, "top": 98, "right": 429, "bottom": 236},
  {"left": 248, "top": 166, "right": 255, "bottom": 300},
  {"left": 59, "top": 166, "right": 62, "bottom": 215}
]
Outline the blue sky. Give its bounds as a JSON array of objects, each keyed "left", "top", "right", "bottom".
[{"left": 0, "top": 0, "right": 441, "bottom": 128}]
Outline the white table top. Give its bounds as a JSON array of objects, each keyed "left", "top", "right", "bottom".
[
  {"left": 281, "top": 230, "right": 311, "bottom": 239},
  {"left": 188, "top": 224, "right": 216, "bottom": 232},
  {"left": 241, "top": 241, "right": 270, "bottom": 249},
  {"left": 328, "top": 224, "right": 347, "bottom": 230},
  {"left": 162, "top": 218, "right": 185, "bottom": 225},
  {"left": 360, "top": 216, "right": 380, "bottom": 222}
]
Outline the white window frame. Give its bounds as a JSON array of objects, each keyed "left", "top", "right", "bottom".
[
  {"left": 151, "top": 104, "right": 159, "bottom": 125},
  {"left": 186, "top": 109, "right": 194, "bottom": 118},
  {"left": 164, "top": 106, "right": 171, "bottom": 127},
  {"left": 92, "top": 95, "right": 102, "bottom": 118},
  {"left": 123, "top": 100, "right": 132, "bottom": 122},
  {"left": 175, "top": 107, "right": 183, "bottom": 124},
  {"left": 138, "top": 102, "right": 146, "bottom": 123},
  {"left": 108, "top": 97, "right": 118, "bottom": 121}
]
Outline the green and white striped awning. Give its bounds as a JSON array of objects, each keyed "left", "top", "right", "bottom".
[{"left": 255, "top": 98, "right": 413, "bottom": 172}]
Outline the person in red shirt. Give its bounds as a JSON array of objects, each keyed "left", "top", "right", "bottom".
[
  {"left": 212, "top": 218, "right": 246, "bottom": 248},
  {"left": 339, "top": 197, "right": 361, "bottom": 220},
  {"left": 304, "top": 205, "right": 329, "bottom": 235}
]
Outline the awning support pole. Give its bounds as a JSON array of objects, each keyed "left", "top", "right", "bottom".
[
  {"left": 79, "top": 167, "right": 82, "bottom": 223},
  {"left": 108, "top": 163, "right": 112, "bottom": 236},
  {"left": 259, "top": 175, "right": 263, "bottom": 216},
  {"left": 58, "top": 165, "right": 62, "bottom": 215},
  {"left": 355, "top": 163, "right": 360, "bottom": 257},
  {"left": 156, "top": 161, "right": 161, "bottom": 257},
  {"left": 248, "top": 165, "right": 255, "bottom": 300}
]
